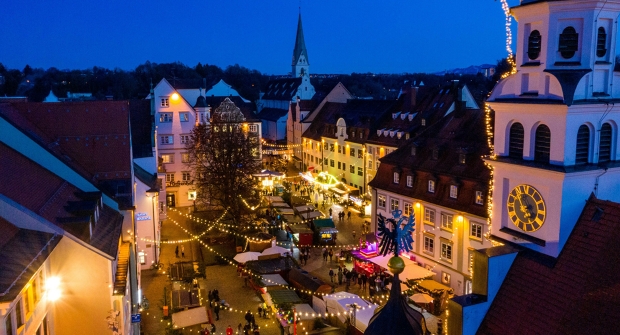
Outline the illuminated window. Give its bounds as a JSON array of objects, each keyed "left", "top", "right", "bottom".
[
  {"left": 475, "top": 191, "right": 484, "bottom": 205},
  {"left": 393, "top": 172, "right": 400, "bottom": 184},
  {"left": 449, "top": 185, "right": 458, "bottom": 199},
  {"left": 330, "top": 144, "right": 334, "bottom": 152},
  {"left": 423, "top": 235, "right": 434, "bottom": 254},
  {"left": 390, "top": 198, "right": 399, "bottom": 211},
  {"left": 378, "top": 195, "right": 386, "bottom": 208},
  {"left": 180, "top": 112, "right": 189, "bottom": 122},
  {"left": 138, "top": 252, "right": 146, "bottom": 265},
  {"left": 358, "top": 150, "right": 363, "bottom": 158},
  {"left": 357, "top": 167, "right": 363, "bottom": 176},
  {"left": 160, "top": 98, "right": 169, "bottom": 107},
  {"left": 411, "top": 146, "right": 416, "bottom": 156},
  {"left": 161, "top": 154, "right": 174, "bottom": 163},
  {"left": 421, "top": 119, "right": 426, "bottom": 126},
  {"left": 459, "top": 154, "right": 466, "bottom": 164},
  {"left": 350, "top": 165, "right": 355, "bottom": 173},
  {"left": 441, "top": 241, "right": 453, "bottom": 261},
  {"left": 249, "top": 124, "right": 258, "bottom": 132},
  {"left": 428, "top": 180, "right": 435, "bottom": 193},
  {"left": 424, "top": 208, "right": 436, "bottom": 224},
  {"left": 350, "top": 148, "right": 355, "bottom": 157},
  {"left": 330, "top": 160, "right": 334, "bottom": 167},
  {"left": 406, "top": 175, "right": 413, "bottom": 188},
  {"left": 160, "top": 135, "right": 173, "bottom": 145},
  {"left": 471, "top": 222, "right": 483, "bottom": 239},
  {"left": 404, "top": 203, "right": 412, "bottom": 216},
  {"left": 441, "top": 213, "right": 453, "bottom": 230},
  {"left": 159, "top": 113, "right": 172, "bottom": 123}
]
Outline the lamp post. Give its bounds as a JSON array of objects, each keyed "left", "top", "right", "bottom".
[{"left": 146, "top": 188, "right": 159, "bottom": 265}]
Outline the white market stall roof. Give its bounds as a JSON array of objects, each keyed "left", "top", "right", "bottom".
[
  {"left": 301, "top": 211, "right": 323, "bottom": 220},
  {"left": 369, "top": 254, "right": 434, "bottom": 281},
  {"left": 262, "top": 274, "right": 289, "bottom": 287},
  {"left": 171, "top": 307, "right": 209, "bottom": 329},
  {"left": 265, "top": 196, "right": 284, "bottom": 202},
  {"left": 293, "top": 303, "right": 317, "bottom": 321},
  {"left": 294, "top": 205, "right": 315, "bottom": 213},
  {"left": 324, "top": 293, "right": 373, "bottom": 325}
]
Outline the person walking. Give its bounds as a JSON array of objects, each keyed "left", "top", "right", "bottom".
[
  {"left": 175, "top": 245, "right": 179, "bottom": 258},
  {"left": 214, "top": 302, "right": 220, "bottom": 320},
  {"left": 226, "top": 325, "right": 234, "bottom": 335},
  {"left": 328, "top": 249, "right": 333, "bottom": 262},
  {"left": 322, "top": 248, "right": 328, "bottom": 262},
  {"left": 337, "top": 267, "right": 343, "bottom": 285},
  {"left": 238, "top": 323, "right": 243, "bottom": 335},
  {"left": 245, "top": 310, "right": 253, "bottom": 325},
  {"left": 329, "top": 268, "right": 335, "bottom": 283},
  {"left": 181, "top": 245, "right": 185, "bottom": 258},
  {"left": 347, "top": 211, "right": 352, "bottom": 221},
  {"left": 361, "top": 273, "right": 368, "bottom": 290}
]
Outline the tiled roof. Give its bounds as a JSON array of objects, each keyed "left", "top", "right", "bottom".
[
  {"left": 262, "top": 78, "right": 302, "bottom": 101},
  {"left": 0, "top": 101, "right": 132, "bottom": 184},
  {"left": 0, "top": 218, "right": 61, "bottom": 302},
  {"left": 257, "top": 107, "right": 288, "bottom": 122},
  {"left": 129, "top": 99, "right": 154, "bottom": 158},
  {"left": 477, "top": 196, "right": 620, "bottom": 334},
  {"left": 0, "top": 143, "right": 123, "bottom": 258},
  {"left": 206, "top": 96, "right": 258, "bottom": 122},
  {"left": 298, "top": 99, "right": 318, "bottom": 111},
  {"left": 368, "top": 107, "right": 489, "bottom": 218}
]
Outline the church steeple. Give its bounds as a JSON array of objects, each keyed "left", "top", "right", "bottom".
[{"left": 292, "top": 12, "right": 310, "bottom": 78}]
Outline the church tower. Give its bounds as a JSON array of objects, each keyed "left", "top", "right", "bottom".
[
  {"left": 487, "top": 0, "right": 620, "bottom": 258},
  {"left": 292, "top": 13, "right": 310, "bottom": 78}
]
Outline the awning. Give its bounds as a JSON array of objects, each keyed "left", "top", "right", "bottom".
[
  {"left": 171, "top": 307, "right": 209, "bottom": 329},
  {"left": 319, "top": 227, "right": 338, "bottom": 234},
  {"left": 368, "top": 254, "right": 434, "bottom": 281}
]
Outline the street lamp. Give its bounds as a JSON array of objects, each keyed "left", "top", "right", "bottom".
[{"left": 146, "top": 188, "right": 159, "bottom": 265}]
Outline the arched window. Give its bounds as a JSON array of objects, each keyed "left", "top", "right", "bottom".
[
  {"left": 528, "top": 30, "right": 542, "bottom": 60},
  {"left": 575, "top": 125, "right": 590, "bottom": 164},
  {"left": 534, "top": 124, "right": 551, "bottom": 163},
  {"left": 597, "top": 27, "right": 607, "bottom": 57},
  {"left": 559, "top": 26, "right": 578, "bottom": 59},
  {"left": 509, "top": 123, "right": 524, "bottom": 159},
  {"left": 599, "top": 123, "right": 612, "bottom": 163}
]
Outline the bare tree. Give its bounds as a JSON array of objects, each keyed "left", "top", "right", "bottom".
[{"left": 186, "top": 98, "right": 261, "bottom": 225}]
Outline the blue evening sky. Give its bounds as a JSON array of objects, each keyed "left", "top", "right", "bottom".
[{"left": 2, "top": 0, "right": 522, "bottom": 74}]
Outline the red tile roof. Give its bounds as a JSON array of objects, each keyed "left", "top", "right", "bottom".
[{"left": 477, "top": 196, "right": 620, "bottom": 334}]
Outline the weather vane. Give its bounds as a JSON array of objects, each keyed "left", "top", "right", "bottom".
[{"left": 376, "top": 209, "right": 415, "bottom": 257}]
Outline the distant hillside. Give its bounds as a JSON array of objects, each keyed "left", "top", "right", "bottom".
[{"left": 433, "top": 64, "right": 496, "bottom": 76}]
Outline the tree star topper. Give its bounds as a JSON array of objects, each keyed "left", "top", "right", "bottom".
[{"left": 376, "top": 209, "right": 415, "bottom": 257}]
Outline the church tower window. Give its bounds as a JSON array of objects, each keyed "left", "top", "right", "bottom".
[
  {"left": 596, "top": 27, "right": 607, "bottom": 57},
  {"left": 559, "top": 26, "right": 579, "bottom": 59},
  {"left": 534, "top": 124, "right": 551, "bottom": 163},
  {"left": 527, "top": 30, "right": 542, "bottom": 60},
  {"left": 575, "top": 125, "right": 590, "bottom": 165},
  {"left": 508, "top": 123, "right": 524, "bottom": 159},
  {"left": 599, "top": 123, "right": 613, "bottom": 163}
]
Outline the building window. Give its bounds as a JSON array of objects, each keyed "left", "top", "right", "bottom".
[
  {"left": 330, "top": 159, "right": 334, "bottom": 167},
  {"left": 368, "top": 147, "right": 374, "bottom": 155},
  {"left": 358, "top": 150, "right": 363, "bottom": 158},
  {"left": 421, "top": 118, "right": 426, "bottom": 126},
  {"left": 441, "top": 213, "right": 453, "bottom": 230},
  {"left": 16, "top": 300, "right": 23, "bottom": 328},
  {"left": 181, "top": 153, "right": 189, "bottom": 163},
  {"left": 509, "top": 122, "right": 524, "bottom": 159},
  {"left": 350, "top": 148, "right": 355, "bottom": 157},
  {"left": 338, "top": 162, "right": 341, "bottom": 169},
  {"left": 428, "top": 180, "right": 435, "bottom": 193},
  {"left": 324, "top": 158, "right": 328, "bottom": 165},
  {"left": 160, "top": 98, "right": 169, "bottom": 107},
  {"left": 182, "top": 172, "right": 191, "bottom": 181},
  {"left": 330, "top": 144, "right": 334, "bottom": 152},
  {"left": 358, "top": 167, "right": 363, "bottom": 176},
  {"left": 534, "top": 124, "right": 551, "bottom": 163},
  {"left": 338, "top": 146, "right": 342, "bottom": 154},
  {"left": 368, "top": 160, "right": 373, "bottom": 169},
  {"left": 342, "top": 163, "right": 346, "bottom": 171},
  {"left": 404, "top": 203, "right": 412, "bottom": 216},
  {"left": 352, "top": 131, "right": 356, "bottom": 137},
  {"left": 180, "top": 112, "right": 189, "bottom": 122},
  {"left": 475, "top": 191, "right": 484, "bottom": 205},
  {"left": 161, "top": 154, "right": 174, "bottom": 163},
  {"left": 471, "top": 222, "right": 483, "bottom": 239},
  {"left": 249, "top": 124, "right": 258, "bottom": 132},
  {"left": 138, "top": 251, "right": 146, "bottom": 265},
  {"left": 597, "top": 27, "right": 607, "bottom": 57},
  {"left": 559, "top": 26, "right": 579, "bottom": 59},
  {"left": 599, "top": 123, "right": 613, "bottom": 163},
  {"left": 424, "top": 208, "right": 436, "bottom": 225},
  {"left": 459, "top": 154, "right": 466, "bottom": 164},
  {"left": 432, "top": 149, "right": 439, "bottom": 160},
  {"left": 350, "top": 165, "right": 355, "bottom": 173},
  {"left": 423, "top": 235, "right": 434, "bottom": 254},
  {"left": 166, "top": 173, "right": 175, "bottom": 182},
  {"left": 393, "top": 172, "right": 400, "bottom": 184},
  {"left": 576, "top": 125, "right": 590, "bottom": 164},
  {"left": 359, "top": 132, "right": 363, "bottom": 139},
  {"left": 441, "top": 241, "right": 453, "bottom": 261},
  {"left": 180, "top": 134, "right": 190, "bottom": 144},
  {"left": 378, "top": 195, "right": 386, "bottom": 208},
  {"left": 159, "top": 113, "right": 172, "bottom": 123},
  {"left": 411, "top": 146, "right": 416, "bottom": 156},
  {"left": 160, "top": 135, "right": 174, "bottom": 145},
  {"left": 449, "top": 185, "right": 458, "bottom": 199},
  {"left": 527, "top": 30, "right": 542, "bottom": 60},
  {"left": 376, "top": 161, "right": 380, "bottom": 170},
  {"left": 406, "top": 175, "right": 413, "bottom": 187},
  {"left": 390, "top": 198, "right": 399, "bottom": 211}
]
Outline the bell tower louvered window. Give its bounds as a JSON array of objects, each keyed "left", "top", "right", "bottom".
[
  {"left": 534, "top": 124, "right": 551, "bottom": 163},
  {"left": 596, "top": 27, "right": 607, "bottom": 57},
  {"left": 509, "top": 123, "right": 524, "bottom": 159},
  {"left": 528, "top": 30, "right": 542, "bottom": 60},
  {"left": 559, "top": 26, "right": 578, "bottom": 59},
  {"left": 575, "top": 125, "right": 590, "bottom": 164},
  {"left": 599, "top": 123, "right": 612, "bottom": 163}
]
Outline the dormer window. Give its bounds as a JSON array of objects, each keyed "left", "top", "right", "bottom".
[
  {"left": 459, "top": 154, "right": 466, "bottom": 164},
  {"left": 527, "top": 30, "right": 542, "bottom": 60},
  {"left": 597, "top": 27, "right": 607, "bottom": 57},
  {"left": 421, "top": 119, "right": 426, "bottom": 126},
  {"left": 352, "top": 131, "right": 356, "bottom": 137},
  {"left": 559, "top": 26, "right": 578, "bottom": 59},
  {"left": 405, "top": 133, "right": 410, "bottom": 140},
  {"left": 449, "top": 185, "right": 458, "bottom": 199},
  {"left": 411, "top": 146, "right": 416, "bottom": 156},
  {"left": 432, "top": 148, "right": 439, "bottom": 160},
  {"left": 359, "top": 132, "right": 363, "bottom": 139},
  {"left": 393, "top": 172, "right": 400, "bottom": 184},
  {"left": 428, "top": 180, "right": 435, "bottom": 193}
]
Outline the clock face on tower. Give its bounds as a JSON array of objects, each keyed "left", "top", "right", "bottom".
[{"left": 507, "top": 184, "right": 546, "bottom": 232}]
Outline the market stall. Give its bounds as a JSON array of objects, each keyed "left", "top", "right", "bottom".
[
  {"left": 311, "top": 218, "right": 338, "bottom": 244},
  {"left": 288, "top": 225, "right": 314, "bottom": 246},
  {"left": 287, "top": 268, "right": 332, "bottom": 296}
]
